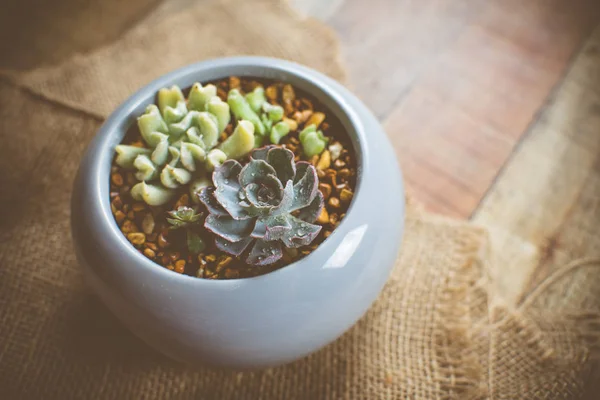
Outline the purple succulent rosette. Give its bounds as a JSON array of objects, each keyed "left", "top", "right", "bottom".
[{"left": 199, "top": 146, "right": 324, "bottom": 266}]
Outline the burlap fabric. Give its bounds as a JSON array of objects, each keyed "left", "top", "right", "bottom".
[{"left": 1, "top": 0, "right": 599, "bottom": 398}]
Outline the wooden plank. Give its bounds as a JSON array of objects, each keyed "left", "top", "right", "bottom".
[
  {"left": 329, "top": 0, "right": 488, "bottom": 119},
  {"left": 380, "top": 0, "right": 600, "bottom": 217},
  {"left": 471, "top": 26, "right": 600, "bottom": 304}
]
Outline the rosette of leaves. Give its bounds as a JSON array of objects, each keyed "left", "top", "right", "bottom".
[
  {"left": 115, "top": 83, "right": 255, "bottom": 205},
  {"left": 199, "top": 146, "right": 325, "bottom": 266},
  {"left": 166, "top": 206, "right": 206, "bottom": 254}
]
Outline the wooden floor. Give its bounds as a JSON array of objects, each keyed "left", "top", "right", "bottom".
[{"left": 294, "top": 0, "right": 600, "bottom": 305}]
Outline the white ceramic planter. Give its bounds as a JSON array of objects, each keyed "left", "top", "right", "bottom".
[{"left": 71, "top": 57, "right": 405, "bottom": 368}]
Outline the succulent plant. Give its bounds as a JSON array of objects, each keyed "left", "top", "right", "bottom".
[
  {"left": 228, "top": 89, "right": 266, "bottom": 138},
  {"left": 228, "top": 88, "right": 291, "bottom": 148},
  {"left": 299, "top": 124, "right": 328, "bottom": 157},
  {"left": 218, "top": 120, "right": 255, "bottom": 160},
  {"left": 269, "top": 121, "right": 290, "bottom": 144},
  {"left": 199, "top": 146, "right": 325, "bottom": 266},
  {"left": 166, "top": 206, "right": 206, "bottom": 254},
  {"left": 245, "top": 86, "right": 266, "bottom": 113},
  {"left": 117, "top": 83, "right": 258, "bottom": 205}
]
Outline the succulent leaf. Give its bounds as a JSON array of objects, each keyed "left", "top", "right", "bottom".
[
  {"left": 243, "top": 174, "right": 283, "bottom": 209},
  {"left": 291, "top": 162, "right": 318, "bottom": 211},
  {"left": 246, "top": 239, "right": 283, "bottom": 266},
  {"left": 151, "top": 136, "right": 170, "bottom": 166},
  {"left": 263, "top": 215, "right": 292, "bottom": 241},
  {"left": 227, "top": 89, "right": 266, "bottom": 136},
  {"left": 213, "top": 182, "right": 250, "bottom": 220},
  {"left": 120, "top": 83, "right": 248, "bottom": 206},
  {"left": 187, "top": 230, "right": 206, "bottom": 254},
  {"left": 205, "top": 149, "right": 227, "bottom": 171},
  {"left": 196, "top": 112, "right": 220, "bottom": 149},
  {"left": 133, "top": 154, "right": 157, "bottom": 181},
  {"left": 167, "top": 206, "right": 203, "bottom": 228},
  {"left": 158, "top": 85, "right": 185, "bottom": 115},
  {"left": 213, "top": 159, "right": 242, "bottom": 190},
  {"left": 114, "top": 145, "right": 151, "bottom": 169},
  {"left": 270, "top": 180, "right": 294, "bottom": 216},
  {"left": 250, "top": 219, "right": 267, "bottom": 238},
  {"left": 261, "top": 113, "right": 273, "bottom": 132},
  {"left": 215, "top": 235, "right": 252, "bottom": 256},
  {"left": 296, "top": 190, "right": 324, "bottom": 223},
  {"left": 163, "top": 101, "right": 188, "bottom": 124},
  {"left": 245, "top": 86, "right": 266, "bottom": 113},
  {"left": 281, "top": 215, "right": 322, "bottom": 248},
  {"left": 250, "top": 145, "right": 276, "bottom": 161},
  {"left": 137, "top": 105, "right": 168, "bottom": 147},
  {"left": 299, "top": 124, "right": 328, "bottom": 157},
  {"left": 207, "top": 96, "right": 231, "bottom": 133},
  {"left": 198, "top": 187, "right": 228, "bottom": 216},
  {"left": 130, "top": 181, "right": 174, "bottom": 206},
  {"left": 167, "top": 146, "right": 181, "bottom": 167},
  {"left": 180, "top": 142, "right": 206, "bottom": 171},
  {"left": 267, "top": 147, "right": 295, "bottom": 184},
  {"left": 218, "top": 120, "right": 255, "bottom": 160},
  {"left": 169, "top": 111, "right": 200, "bottom": 137},
  {"left": 262, "top": 102, "right": 284, "bottom": 122},
  {"left": 190, "top": 177, "right": 212, "bottom": 203},
  {"left": 205, "top": 214, "right": 255, "bottom": 242},
  {"left": 269, "top": 121, "right": 290, "bottom": 144},
  {"left": 239, "top": 159, "right": 277, "bottom": 187},
  {"left": 188, "top": 82, "right": 217, "bottom": 111},
  {"left": 160, "top": 165, "right": 191, "bottom": 188},
  {"left": 293, "top": 161, "right": 310, "bottom": 184}
]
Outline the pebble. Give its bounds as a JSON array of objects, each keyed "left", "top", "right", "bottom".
[
  {"left": 340, "top": 188, "right": 354, "bottom": 204},
  {"left": 317, "top": 208, "right": 329, "bottom": 224},
  {"left": 158, "top": 233, "right": 169, "bottom": 248},
  {"left": 111, "top": 173, "right": 124, "bottom": 187},
  {"left": 121, "top": 220, "right": 139, "bottom": 234},
  {"left": 318, "top": 183, "right": 332, "bottom": 199},
  {"left": 316, "top": 150, "right": 331, "bottom": 170},
  {"left": 305, "top": 112, "right": 325, "bottom": 129},
  {"left": 127, "top": 232, "right": 146, "bottom": 245},
  {"left": 141, "top": 213, "right": 155, "bottom": 235},
  {"left": 328, "top": 197, "right": 341, "bottom": 209},
  {"left": 143, "top": 248, "right": 156, "bottom": 258},
  {"left": 114, "top": 210, "right": 126, "bottom": 224},
  {"left": 174, "top": 260, "right": 186, "bottom": 274}
]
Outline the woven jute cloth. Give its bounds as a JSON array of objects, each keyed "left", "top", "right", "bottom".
[{"left": 1, "top": 0, "right": 599, "bottom": 398}]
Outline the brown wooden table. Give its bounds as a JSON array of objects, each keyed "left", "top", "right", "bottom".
[{"left": 294, "top": 0, "right": 600, "bottom": 306}]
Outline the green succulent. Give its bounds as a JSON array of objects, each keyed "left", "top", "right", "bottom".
[
  {"left": 228, "top": 87, "right": 292, "bottom": 148},
  {"left": 299, "top": 124, "right": 328, "bottom": 157},
  {"left": 166, "top": 206, "right": 206, "bottom": 254},
  {"left": 167, "top": 206, "right": 203, "bottom": 228},
  {"left": 199, "top": 146, "right": 324, "bottom": 266},
  {"left": 116, "top": 83, "right": 257, "bottom": 206}
]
